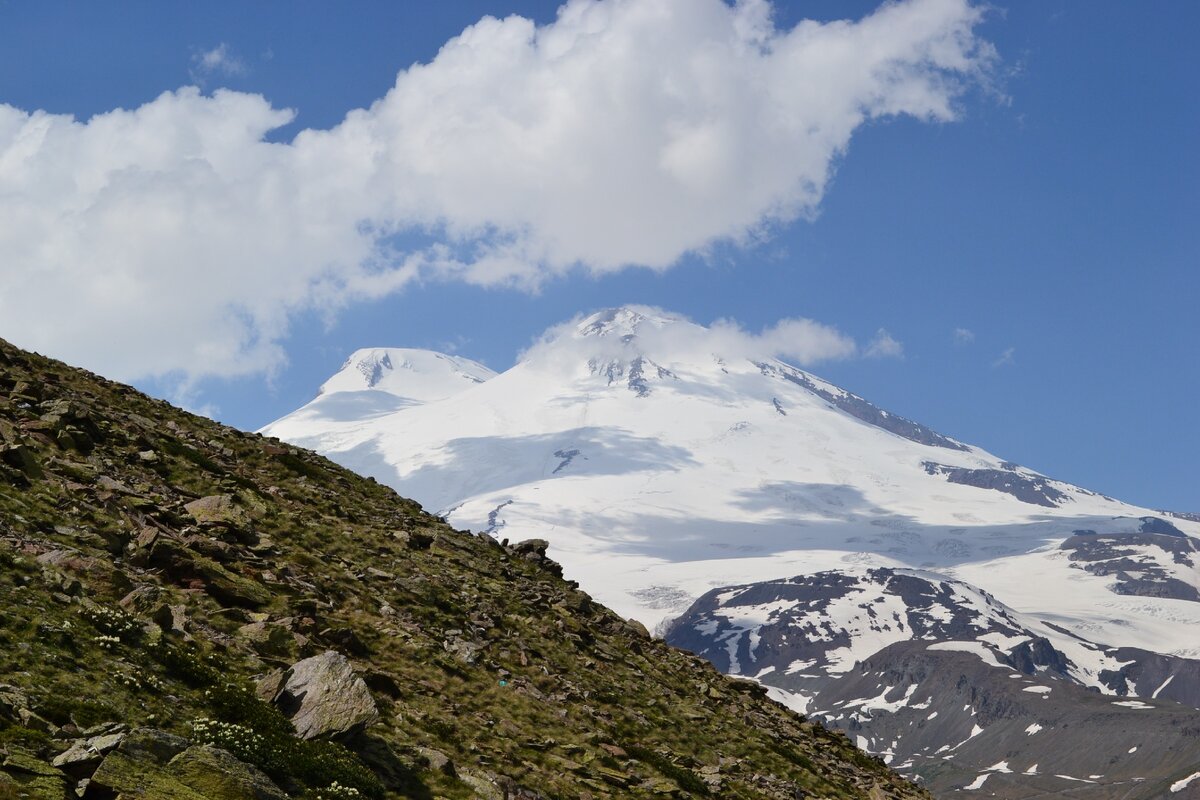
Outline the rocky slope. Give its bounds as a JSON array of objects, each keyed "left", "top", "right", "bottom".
[
  {"left": 0, "top": 335, "right": 929, "bottom": 799},
  {"left": 665, "top": 569, "right": 1200, "bottom": 798}
]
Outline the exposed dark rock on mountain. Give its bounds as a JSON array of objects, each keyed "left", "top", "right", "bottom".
[
  {"left": 1062, "top": 531, "right": 1200, "bottom": 601},
  {"left": 921, "top": 462, "right": 1068, "bottom": 507},
  {"left": 756, "top": 362, "right": 969, "bottom": 451},
  {"left": 666, "top": 568, "right": 1200, "bottom": 799},
  {"left": 802, "top": 644, "right": 1200, "bottom": 799},
  {"left": 0, "top": 337, "right": 927, "bottom": 799}
]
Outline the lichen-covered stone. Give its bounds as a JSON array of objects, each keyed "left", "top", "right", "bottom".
[
  {"left": 235, "top": 621, "right": 292, "bottom": 657},
  {"left": 0, "top": 751, "right": 71, "bottom": 800},
  {"left": 184, "top": 495, "right": 246, "bottom": 527},
  {"left": 166, "top": 745, "right": 287, "bottom": 800},
  {"left": 50, "top": 730, "right": 125, "bottom": 779},
  {"left": 117, "top": 728, "right": 190, "bottom": 766},
  {"left": 265, "top": 651, "right": 378, "bottom": 739},
  {"left": 86, "top": 750, "right": 210, "bottom": 800}
]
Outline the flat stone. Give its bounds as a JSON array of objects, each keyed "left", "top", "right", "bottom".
[
  {"left": 183, "top": 495, "right": 245, "bottom": 526},
  {"left": 118, "top": 728, "right": 190, "bottom": 765},
  {"left": 167, "top": 745, "right": 287, "bottom": 800},
  {"left": 51, "top": 730, "right": 125, "bottom": 778},
  {"left": 87, "top": 750, "right": 209, "bottom": 800}
]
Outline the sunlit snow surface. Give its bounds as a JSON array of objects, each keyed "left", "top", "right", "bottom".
[{"left": 263, "top": 307, "right": 1200, "bottom": 664}]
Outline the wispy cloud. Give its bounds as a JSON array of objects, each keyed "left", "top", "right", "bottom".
[
  {"left": 953, "top": 327, "right": 975, "bottom": 345},
  {"left": 522, "top": 306, "right": 860, "bottom": 369},
  {"left": 865, "top": 329, "right": 904, "bottom": 359},
  {"left": 190, "top": 43, "right": 247, "bottom": 84},
  {"left": 992, "top": 347, "right": 1016, "bottom": 367},
  {"left": 0, "top": 0, "right": 996, "bottom": 383},
  {"left": 437, "top": 335, "right": 472, "bottom": 356}
]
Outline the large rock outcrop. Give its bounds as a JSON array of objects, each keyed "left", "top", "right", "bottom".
[{"left": 261, "top": 651, "right": 378, "bottom": 740}]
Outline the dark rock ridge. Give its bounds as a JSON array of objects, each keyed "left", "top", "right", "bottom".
[
  {"left": 921, "top": 462, "right": 1069, "bottom": 507},
  {"left": 1062, "top": 530, "right": 1200, "bottom": 601},
  {"left": 803, "top": 642, "right": 1200, "bottom": 799},
  {"left": 1137, "top": 515, "right": 1187, "bottom": 536},
  {"left": 587, "top": 355, "right": 677, "bottom": 397},
  {"left": 665, "top": 568, "right": 1064, "bottom": 682},
  {"left": 1096, "top": 646, "right": 1200, "bottom": 708},
  {"left": 666, "top": 567, "right": 1200, "bottom": 799},
  {"left": 0, "top": 336, "right": 928, "bottom": 799},
  {"left": 756, "top": 361, "right": 970, "bottom": 451}
]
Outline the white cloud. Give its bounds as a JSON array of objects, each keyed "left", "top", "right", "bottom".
[
  {"left": 191, "top": 43, "right": 247, "bottom": 82},
  {"left": 992, "top": 347, "right": 1015, "bottom": 367},
  {"left": 0, "top": 0, "right": 995, "bottom": 383},
  {"left": 520, "top": 305, "right": 859, "bottom": 369},
  {"left": 865, "top": 328, "right": 904, "bottom": 359},
  {"left": 748, "top": 317, "right": 860, "bottom": 365},
  {"left": 953, "top": 327, "right": 975, "bottom": 345}
]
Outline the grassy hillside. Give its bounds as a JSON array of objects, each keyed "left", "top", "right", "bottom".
[{"left": 0, "top": 337, "right": 928, "bottom": 800}]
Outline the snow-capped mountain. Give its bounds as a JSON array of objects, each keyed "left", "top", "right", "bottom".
[
  {"left": 264, "top": 306, "right": 1199, "bottom": 640},
  {"left": 263, "top": 306, "right": 1200, "bottom": 798}
]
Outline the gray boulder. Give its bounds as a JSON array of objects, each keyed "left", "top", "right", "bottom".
[{"left": 263, "top": 651, "right": 377, "bottom": 739}]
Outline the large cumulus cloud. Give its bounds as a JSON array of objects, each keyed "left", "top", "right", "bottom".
[{"left": 0, "top": 0, "right": 994, "bottom": 381}]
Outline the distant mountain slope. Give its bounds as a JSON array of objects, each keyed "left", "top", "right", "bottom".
[
  {"left": 0, "top": 336, "right": 927, "bottom": 799},
  {"left": 664, "top": 567, "right": 1200, "bottom": 798}
]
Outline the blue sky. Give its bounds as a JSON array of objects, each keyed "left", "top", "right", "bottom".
[{"left": 1, "top": 1, "right": 1196, "bottom": 511}]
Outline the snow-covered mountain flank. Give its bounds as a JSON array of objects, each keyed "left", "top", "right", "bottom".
[
  {"left": 264, "top": 307, "right": 1200, "bottom": 798},
  {"left": 276, "top": 347, "right": 496, "bottom": 430}
]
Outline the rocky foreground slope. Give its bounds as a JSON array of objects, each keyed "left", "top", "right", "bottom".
[{"left": 0, "top": 335, "right": 929, "bottom": 799}]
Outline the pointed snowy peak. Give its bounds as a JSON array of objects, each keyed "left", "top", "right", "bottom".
[
  {"left": 319, "top": 347, "right": 496, "bottom": 402},
  {"left": 261, "top": 347, "right": 497, "bottom": 444},
  {"left": 517, "top": 306, "right": 700, "bottom": 398}
]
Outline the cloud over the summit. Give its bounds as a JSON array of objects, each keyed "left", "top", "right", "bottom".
[
  {"left": 0, "top": 0, "right": 994, "bottom": 382},
  {"left": 865, "top": 329, "right": 904, "bottom": 359},
  {"left": 520, "top": 306, "right": 861, "bottom": 370}
]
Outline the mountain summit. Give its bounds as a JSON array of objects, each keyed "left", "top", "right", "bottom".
[{"left": 318, "top": 348, "right": 496, "bottom": 400}]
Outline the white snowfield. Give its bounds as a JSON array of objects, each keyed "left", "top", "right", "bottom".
[
  {"left": 263, "top": 306, "right": 1200, "bottom": 667},
  {"left": 269, "top": 348, "right": 497, "bottom": 439}
]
